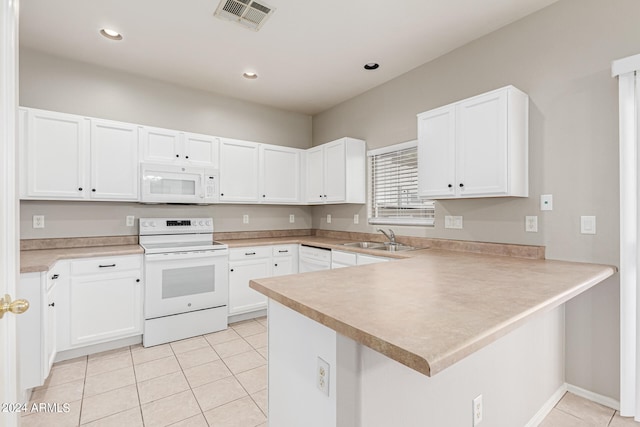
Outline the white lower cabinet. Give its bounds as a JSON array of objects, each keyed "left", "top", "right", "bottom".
[
  {"left": 331, "top": 250, "right": 391, "bottom": 268},
  {"left": 18, "top": 263, "right": 67, "bottom": 390},
  {"left": 228, "top": 245, "right": 299, "bottom": 317},
  {"left": 63, "top": 255, "right": 143, "bottom": 349}
]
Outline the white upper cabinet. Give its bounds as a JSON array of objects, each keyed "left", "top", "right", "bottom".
[
  {"left": 417, "top": 86, "right": 528, "bottom": 199},
  {"left": 140, "top": 126, "right": 219, "bottom": 168},
  {"left": 306, "top": 137, "right": 366, "bottom": 204},
  {"left": 90, "top": 119, "right": 139, "bottom": 201},
  {"left": 219, "top": 138, "right": 260, "bottom": 203},
  {"left": 23, "top": 108, "right": 89, "bottom": 199},
  {"left": 260, "top": 144, "right": 302, "bottom": 204},
  {"left": 20, "top": 108, "right": 140, "bottom": 201}
]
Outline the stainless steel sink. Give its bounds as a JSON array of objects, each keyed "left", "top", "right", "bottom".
[
  {"left": 340, "top": 241, "right": 417, "bottom": 252},
  {"left": 341, "top": 241, "right": 386, "bottom": 249}
]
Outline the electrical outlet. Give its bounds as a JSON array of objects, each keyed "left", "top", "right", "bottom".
[
  {"left": 353, "top": 214, "right": 359, "bottom": 224},
  {"left": 445, "top": 215, "right": 463, "bottom": 229},
  {"left": 473, "top": 394, "right": 483, "bottom": 426},
  {"left": 126, "top": 215, "right": 135, "bottom": 227},
  {"left": 317, "top": 357, "right": 330, "bottom": 396},
  {"left": 525, "top": 216, "right": 538, "bottom": 232},
  {"left": 540, "top": 194, "right": 553, "bottom": 211},
  {"left": 243, "top": 214, "right": 249, "bottom": 224},
  {"left": 32, "top": 215, "right": 45, "bottom": 229},
  {"left": 289, "top": 214, "right": 295, "bottom": 223},
  {"left": 445, "top": 215, "right": 454, "bottom": 229},
  {"left": 327, "top": 214, "right": 332, "bottom": 224}
]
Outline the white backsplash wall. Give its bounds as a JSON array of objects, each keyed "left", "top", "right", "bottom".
[{"left": 20, "top": 200, "right": 313, "bottom": 239}]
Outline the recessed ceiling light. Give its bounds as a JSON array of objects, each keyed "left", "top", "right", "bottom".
[
  {"left": 243, "top": 72, "right": 258, "bottom": 80},
  {"left": 100, "top": 28, "right": 123, "bottom": 41},
  {"left": 364, "top": 63, "right": 380, "bottom": 70}
]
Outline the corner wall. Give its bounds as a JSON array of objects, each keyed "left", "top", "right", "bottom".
[{"left": 311, "top": 0, "right": 638, "bottom": 400}]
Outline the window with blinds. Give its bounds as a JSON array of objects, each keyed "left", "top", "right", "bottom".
[{"left": 368, "top": 141, "right": 435, "bottom": 226}]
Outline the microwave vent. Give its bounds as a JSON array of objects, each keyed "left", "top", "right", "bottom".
[{"left": 214, "top": 0, "right": 275, "bottom": 31}]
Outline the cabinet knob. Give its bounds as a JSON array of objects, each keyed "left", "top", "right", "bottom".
[
  {"left": 230, "top": 268, "right": 234, "bottom": 272},
  {"left": 176, "top": 154, "right": 180, "bottom": 158},
  {"left": 324, "top": 195, "right": 327, "bottom": 198},
  {"left": 78, "top": 187, "right": 83, "bottom": 191},
  {"left": 274, "top": 263, "right": 278, "bottom": 267},
  {"left": 48, "top": 302, "right": 55, "bottom": 307},
  {"left": 92, "top": 189, "right": 96, "bottom": 192},
  {"left": 185, "top": 156, "right": 189, "bottom": 159},
  {"left": 448, "top": 184, "right": 453, "bottom": 188},
  {"left": 136, "top": 279, "right": 140, "bottom": 282},
  {"left": 262, "top": 194, "right": 266, "bottom": 198},
  {"left": 221, "top": 193, "right": 224, "bottom": 196},
  {"left": 459, "top": 183, "right": 464, "bottom": 188}
]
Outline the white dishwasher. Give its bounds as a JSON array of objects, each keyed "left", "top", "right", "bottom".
[{"left": 298, "top": 245, "right": 331, "bottom": 272}]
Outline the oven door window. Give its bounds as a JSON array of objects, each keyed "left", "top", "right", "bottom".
[{"left": 162, "top": 264, "right": 215, "bottom": 298}]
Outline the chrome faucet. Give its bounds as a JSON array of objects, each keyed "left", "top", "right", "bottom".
[{"left": 377, "top": 228, "right": 396, "bottom": 245}]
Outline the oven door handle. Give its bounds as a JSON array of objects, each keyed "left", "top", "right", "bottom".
[{"left": 145, "top": 250, "right": 228, "bottom": 261}]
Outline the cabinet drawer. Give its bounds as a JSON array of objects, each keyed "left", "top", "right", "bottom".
[
  {"left": 331, "top": 250, "right": 357, "bottom": 265},
  {"left": 229, "top": 246, "right": 271, "bottom": 261},
  {"left": 272, "top": 245, "right": 296, "bottom": 257},
  {"left": 70, "top": 255, "right": 141, "bottom": 276}
]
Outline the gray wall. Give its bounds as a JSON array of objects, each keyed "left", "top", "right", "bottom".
[
  {"left": 312, "top": 0, "right": 637, "bottom": 400},
  {"left": 19, "top": 48, "right": 313, "bottom": 239}
]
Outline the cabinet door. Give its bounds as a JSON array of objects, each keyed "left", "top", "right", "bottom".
[
  {"left": 140, "top": 126, "right": 181, "bottom": 163},
  {"left": 323, "top": 139, "right": 347, "bottom": 202},
  {"left": 306, "top": 146, "right": 325, "bottom": 203},
  {"left": 219, "top": 139, "right": 260, "bottom": 202},
  {"left": 90, "top": 119, "right": 139, "bottom": 200},
  {"left": 69, "top": 272, "right": 142, "bottom": 346},
  {"left": 43, "top": 283, "right": 57, "bottom": 379},
  {"left": 260, "top": 145, "right": 301, "bottom": 203},
  {"left": 417, "top": 105, "right": 456, "bottom": 198},
  {"left": 25, "top": 109, "right": 89, "bottom": 199},
  {"left": 228, "top": 259, "right": 270, "bottom": 315},
  {"left": 184, "top": 133, "right": 219, "bottom": 168},
  {"left": 272, "top": 257, "right": 295, "bottom": 277},
  {"left": 456, "top": 90, "right": 508, "bottom": 197}
]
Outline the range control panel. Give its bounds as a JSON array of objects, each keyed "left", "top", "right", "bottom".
[{"left": 139, "top": 218, "right": 213, "bottom": 235}]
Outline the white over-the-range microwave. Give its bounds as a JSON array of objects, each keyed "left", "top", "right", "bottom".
[{"left": 140, "top": 163, "right": 219, "bottom": 204}]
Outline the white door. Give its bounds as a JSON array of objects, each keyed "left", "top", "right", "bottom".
[
  {"left": 417, "top": 105, "right": 457, "bottom": 198},
  {"left": 25, "top": 108, "right": 89, "bottom": 199},
  {"left": 1, "top": 1, "right": 21, "bottom": 425},
  {"left": 140, "top": 126, "right": 181, "bottom": 163},
  {"left": 183, "top": 133, "right": 219, "bottom": 168},
  {"left": 323, "top": 139, "right": 347, "bottom": 202},
  {"left": 456, "top": 89, "right": 508, "bottom": 197},
  {"left": 90, "top": 119, "right": 139, "bottom": 200},
  {"left": 219, "top": 139, "right": 260, "bottom": 203},
  {"left": 260, "top": 145, "right": 301, "bottom": 203},
  {"left": 306, "top": 146, "right": 324, "bottom": 203}
]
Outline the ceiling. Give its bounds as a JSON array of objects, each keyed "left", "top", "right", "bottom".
[{"left": 19, "top": 0, "right": 559, "bottom": 115}]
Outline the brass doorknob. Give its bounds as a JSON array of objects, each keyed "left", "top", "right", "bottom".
[{"left": 0, "top": 294, "right": 29, "bottom": 319}]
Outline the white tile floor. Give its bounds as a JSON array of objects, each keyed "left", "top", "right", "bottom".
[
  {"left": 18, "top": 315, "right": 640, "bottom": 427},
  {"left": 21, "top": 317, "right": 268, "bottom": 427}
]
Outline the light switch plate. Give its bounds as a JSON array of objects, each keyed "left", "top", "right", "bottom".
[
  {"left": 243, "top": 214, "right": 249, "bottom": 224},
  {"left": 327, "top": 214, "right": 332, "bottom": 224},
  {"left": 581, "top": 216, "right": 596, "bottom": 234},
  {"left": 353, "top": 214, "right": 359, "bottom": 224}
]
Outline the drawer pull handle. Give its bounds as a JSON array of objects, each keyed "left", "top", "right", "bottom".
[
  {"left": 245, "top": 252, "right": 256, "bottom": 256},
  {"left": 99, "top": 264, "right": 116, "bottom": 268},
  {"left": 278, "top": 250, "right": 288, "bottom": 253},
  {"left": 48, "top": 302, "right": 55, "bottom": 307},
  {"left": 51, "top": 274, "right": 59, "bottom": 280}
]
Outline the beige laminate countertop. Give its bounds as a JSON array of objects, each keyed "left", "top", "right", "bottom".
[
  {"left": 250, "top": 248, "right": 616, "bottom": 377},
  {"left": 20, "top": 245, "right": 144, "bottom": 273}
]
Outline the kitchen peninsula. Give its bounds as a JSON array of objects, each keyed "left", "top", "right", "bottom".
[{"left": 250, "top": 247, "right": 616, "bottom": 427}]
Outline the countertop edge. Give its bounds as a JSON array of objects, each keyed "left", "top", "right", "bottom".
[
  {"left": 20, "top": 245, "right": 144, "bottom": 273},
  {"left": 250, "top": 263, "right": 617, "bottom": 377}
]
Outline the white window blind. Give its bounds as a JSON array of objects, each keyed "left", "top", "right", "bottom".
[{"left": 368, "top": 141, "right": 435, "bottom": 226}]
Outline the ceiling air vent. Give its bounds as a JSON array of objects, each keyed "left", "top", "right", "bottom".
[{"left": 214, "top": 0, "right": 275, "bottom": 31}]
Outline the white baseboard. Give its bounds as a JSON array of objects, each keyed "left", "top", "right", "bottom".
[
  {"left": 525, "top": 384, "right": 568, "bottom": 427},
  {"left": 566, "top": 383, "right": 620, "bottom": 411}
]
